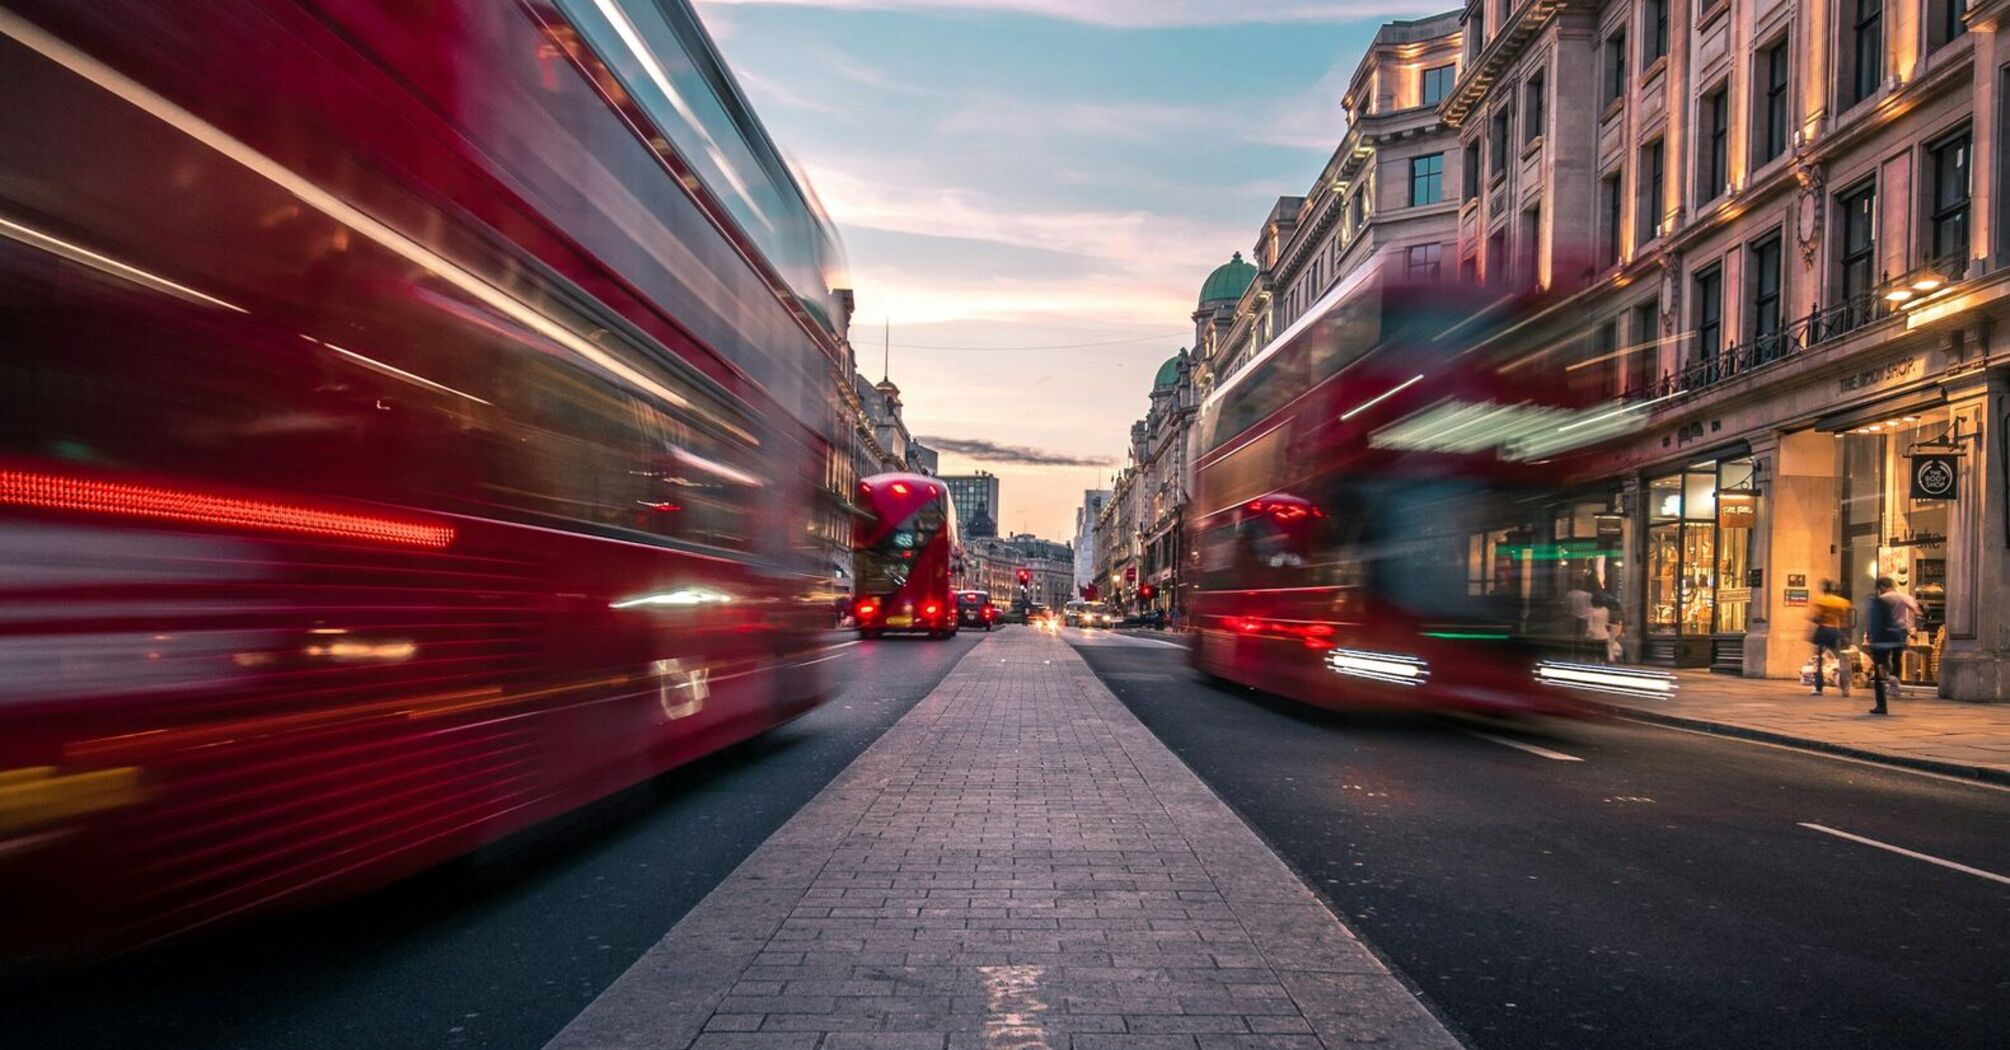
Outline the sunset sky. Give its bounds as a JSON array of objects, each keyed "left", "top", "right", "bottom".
[{"left": 696, "top": 0, "right": 1443, "bottom": 539}]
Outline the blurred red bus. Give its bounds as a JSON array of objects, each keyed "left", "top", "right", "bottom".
[
  {"left": 1189, "top": 266, "right": 1670, "bottom": 715},
  {"left": 852, "top": 474, "right": 961, "bottom": 640},
  {"left": 0, "top": 0, "right": 850, "bottom": 956}
]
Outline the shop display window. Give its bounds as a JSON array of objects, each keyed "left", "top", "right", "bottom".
[
  {"left": 1645, "top": 461, "right": 1743, "bottom": 636},
  {"left": 1648, "top": 523, "right": 1680, "bottom": 633},
  {"left": 1715, "top": 458, "right": 1755, "bottom": 634},
  {"left": 1833, "top": 408, "right": 1957, "bottom": 684}
]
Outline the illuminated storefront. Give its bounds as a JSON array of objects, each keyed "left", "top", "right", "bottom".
[
  {"left": 1824, "top": 405, "right": 1958, "bottom": 685},
  {"left": 1642, "top": 457, "right": 1754, "bottom": 669}
]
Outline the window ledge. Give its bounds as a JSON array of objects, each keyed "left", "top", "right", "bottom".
[
  {"left": 1521, "top": 135, "right": 1545, "bottom": 159},
  {"left": 1600, "top": 97, "right": 1625, "bottom": 123},
  {"left": 1694, "top": 0, "right": 1729, "bottom": 31},
  {"left": 1637, "top": 55, "right": 1668, "bottom": 88}
]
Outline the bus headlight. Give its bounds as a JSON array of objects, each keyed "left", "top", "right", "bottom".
[
  {"left": 1533, "top": 661, "right": 1676, "bottom": 698},
  {"left": 1326, "top": 648, "right": 1429, "bottom": 686}
]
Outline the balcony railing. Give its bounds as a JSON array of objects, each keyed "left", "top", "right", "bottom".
[{"left": 1622, "top": 291, "right": 1888, "bottom": 404}]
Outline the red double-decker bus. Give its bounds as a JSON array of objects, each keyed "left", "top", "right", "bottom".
[
  {"left": 1189, "top": 266, "right": 1672, "bottom": 715},
  {"left": 0, "top": 0, "right": 850, "bottom": 955},
  {"left": 852, "top": 474, "right": 961, "bottom": 640}
]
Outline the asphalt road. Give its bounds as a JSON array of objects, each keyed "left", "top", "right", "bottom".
[
  {"left": 0, "top": 629, "right": 987, "bottom": 1050},
  {"left": 1067, "top": 628, "right": 2010, "bottom": 1050}
]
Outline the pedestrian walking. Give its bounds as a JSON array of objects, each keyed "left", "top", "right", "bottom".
[
  {"left": 1808, "top": 580, "right": 1851, "bottom": 696},
  {"left": 1564, "top": 575, "right": 1594, "bottom": 661},
  {"left": 1863, "top": 576, "right": 1909, "bottom": 715}
]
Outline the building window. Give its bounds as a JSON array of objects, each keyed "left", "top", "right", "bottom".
[
  {"left": 1631, "top": 299, "right": 1661, "bottom": 392},
  {"left": 1406, "top": 242, "right": 1444, "bottom": 281},
  {"left": 1523, "top": 70, "right": 1546, "bottom": 144},
  {"left": 1410, "top": 153, "right": 1445, "bottom": 206},
  {"left": 1591, "top": 320, "right": 1622, "bottom": 399},
  {"left": 1636, "top": 138, "right": 1664, "bottom": 244},
  {"left": 1489, "top": 108, "right": 1512, "bottom": 182},
  {"left": 1486, "top": 228, "right": 1508, "bottom": 288},
  {"left": 1837, "top": 180, "right": 1878, "bottom": 323},
  {"left": 1643, "top": 0, "right": 1669, "bottom": 65},
  {"left": 1929, "top": 0, "right": 1968, "bottom": 52},
  {"left": 1755, "top": 40, "right": 1790, "bottom": 166},
  {"left": 1604, "top": 29, "right": 1628, "bottom": 105},
  {"left": 1849, "top": 0, "right": 1884, "bottom": 107},
  {"left": 1699, "top": 83, "right": 1729, "bottom": 201},
  {"left": 1693, "top": 263, "right": 1723, "bottom": 378},
  {"left": 1600, "top": 171, "right": 1624, "bottom": 268},
  {"left": 1421, "top": 63, "right": 1455, "bottom": 106},
  {"left": 1463, "top": 141, "right": 1482, "bottom": 201},
  {"left": 1460, "top": 253, "right": 1479, "bottom": 284},
  {"left": 1929, "top": 129, "right": 1972, "bottom": 267},
  {"left": 1520, "top": 207, "right": 1541, "bottom": 287},
  {"left": 1749, "top": 232, "right": 1784, "bottom": 357}
]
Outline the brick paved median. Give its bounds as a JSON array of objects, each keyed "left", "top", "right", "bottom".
[{"left": 546, "top": 629, "right": 1462, "bottom": 1050}]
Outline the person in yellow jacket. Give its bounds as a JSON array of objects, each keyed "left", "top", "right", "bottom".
[{"left": 1808, "top": 580, "right": 1852, "bottom": 696}]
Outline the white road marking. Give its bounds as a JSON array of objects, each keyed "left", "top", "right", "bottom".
[
  {"left": 1465, "top": 730, "right": 1584, "bottom": 762},
  {"left": 795, "top": 650, "right": 855, "bottom": 668},
  {"left": 1070, "top": 631, "right": 1189, "bottom": 650},
  {"left": 1796, "top": 823, "right": 2010, "bottom": 885},
  {"left": 822, "top": 640, "right": 862, "bottom": 652}
]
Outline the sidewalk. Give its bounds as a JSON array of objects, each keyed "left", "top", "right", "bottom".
[
  {"left": 546, "top": 629, "right": 1462, "bottom": 1050},
  {"left": 1591, "top": 669, "right": 2010, "bottom": 785}
]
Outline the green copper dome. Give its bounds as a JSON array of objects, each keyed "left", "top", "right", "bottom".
[
  {"left": 1198, "top": 251, "right": 1257, "bottom": 306},
  {"left": 1153, "top": 354, "right": 1182, "bottom": 389}
]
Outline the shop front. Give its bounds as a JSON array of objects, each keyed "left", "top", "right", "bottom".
[
  {"left": 1641, "top": 455, "right": 1755, "bottom": 669},
  {"left": 1817, "top": 402, "right": 1960, "bottom": 687}
]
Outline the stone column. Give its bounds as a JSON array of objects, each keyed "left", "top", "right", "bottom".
[
  {"left": 1620, "top": 474, "right": 1646, "bottom": 662},
  {"left": 1757, "top": 428, "right": 1842, "bottom": 678}
]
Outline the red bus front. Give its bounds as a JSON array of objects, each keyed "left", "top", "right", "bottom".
[{"left": 852, "top": 474, "right": 960, "bottom": 639}]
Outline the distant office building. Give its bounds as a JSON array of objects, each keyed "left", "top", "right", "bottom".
[
  {"left": 1073, "top": 490, "right": 1111, "bottom": 596},
  {"left": 942, "top": 471, "right": 1000, "bottom": 538}
]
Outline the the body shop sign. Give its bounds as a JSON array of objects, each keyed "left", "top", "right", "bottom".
[
  {"left": 1910, "top": 453, "right": 1958, "bottom": 500},
  {"left": 1838, "top": 355, "right": 1922, "bottom": 395}
]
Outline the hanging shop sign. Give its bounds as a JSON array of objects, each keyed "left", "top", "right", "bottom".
[
  {"left": 1716, "top": 490, "right": 1756, "bottom": 527},
  {"left": 1909, "top": 453, "right": 1958, "bottom": 500}
]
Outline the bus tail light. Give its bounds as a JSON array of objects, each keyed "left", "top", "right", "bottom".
[
  {"left": 854, "top": 599, "right": 878, "bottom": 621},
  {"left": 922, "top": 601, "right": 941, "bottom": 619}
]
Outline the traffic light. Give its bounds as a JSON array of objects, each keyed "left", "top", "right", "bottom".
[
  {"left": 1138, "top": 584, "right": 1155, "bottom": 600},
  {"left": 1016, "top": 567, "right": 1031, "bottom": 585}
]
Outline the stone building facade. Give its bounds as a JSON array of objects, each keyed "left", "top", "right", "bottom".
[
  {"left": 1440, "top": 0, "right": 2010, "bottom": 698},
  {"left": 1196, "top": 12, "right": 1466, "bottom": 400}
]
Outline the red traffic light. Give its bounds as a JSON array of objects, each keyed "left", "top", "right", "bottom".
[
  {"left": 1139, "top": 584, "right": 1155, "bottom": 599},
  {"left": 1016, "top": 568, "right": 1031, "bottom": 584}
]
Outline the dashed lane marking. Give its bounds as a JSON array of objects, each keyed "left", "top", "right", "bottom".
[
  {"left": 1797, "top": 823, "right": 2010, "bottom": 886},
  {"left": 1465, "top": 730, "right": 1585, "bottom": 762}
]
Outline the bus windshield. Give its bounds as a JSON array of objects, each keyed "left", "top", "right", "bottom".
[{"left": 856, "top": 501, "right": 947, "bottom": 592}]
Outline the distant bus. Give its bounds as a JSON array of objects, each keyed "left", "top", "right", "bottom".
[{"left": 853, "top": 474, "right": 960, "bottom": 639}]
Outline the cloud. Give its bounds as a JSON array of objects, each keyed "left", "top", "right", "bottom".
[
  {"left": 920, "top": 437, "right": 1115, "bottom": 467},
  {"left": 698, "top": 0, "right": 1448, "bottom": 28}
]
